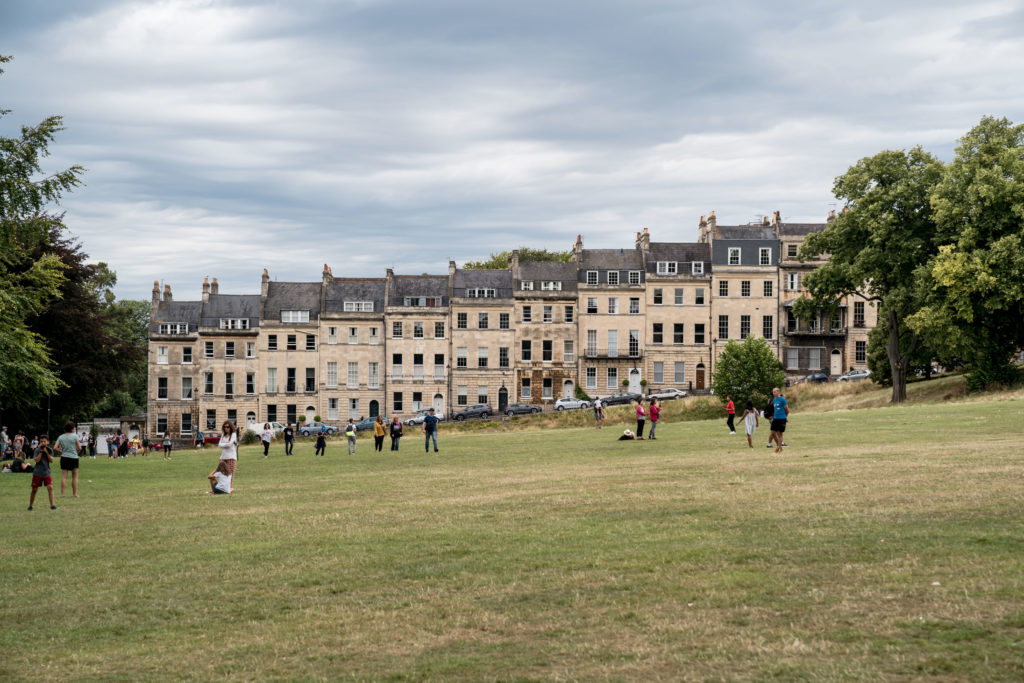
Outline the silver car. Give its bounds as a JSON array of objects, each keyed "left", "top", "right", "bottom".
[
  {"left": 648, "top": 388, "right": 687, "bottom": 400},
  {"left": 554, "top": 397, "right": 591, "bottom": 411},
  {"left": 404, "top": 409, "right": 445, "bottom": 426}
]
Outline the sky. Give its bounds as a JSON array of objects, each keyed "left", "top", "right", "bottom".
[{"left": 3, "top": 0, "right": 1023, "bottom": 300}]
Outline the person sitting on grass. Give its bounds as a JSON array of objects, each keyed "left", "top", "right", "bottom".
[
  {"left": 618, "top": 429, "right": 635, "bottom": 441},
  {"left": 28, "top": 435, "right": 57, "bottom": 510},
  {"left": 207, "top": 460, "right": 233, "bottom": 494}
]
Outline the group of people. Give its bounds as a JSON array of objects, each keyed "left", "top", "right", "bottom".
[
  {"left": 726, "top": 388, "right": 790, "bottom": 452},
  {"left": 594, "top": 398, "right": 662, "bottom": 441},
  {"left": 15, "top": 421, "right": 85, "bottom": 510}
]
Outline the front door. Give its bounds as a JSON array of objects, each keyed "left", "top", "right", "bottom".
[
  {"left": 563, "top": 380, "right": 574, "bottom": 398},
  {"left": 433, "top": 393, "right": 444, "bottom": 413},
  {"left": 696, "top": 364, "right": 706, "bottom": 390},
  {"left": 830, "top": 349, "right": 843, "bottom": 376},
  {"left": 369, "top": 400, "right": 379, "bottom": 418},
  {"left": 498, "top": 387, "right": 508, "bottom": 412}
]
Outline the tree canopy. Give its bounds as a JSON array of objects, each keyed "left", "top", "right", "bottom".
[
  {"left": 463, "top": 247, "right": 570, "bottom": 269},
  {"left": 907, "top": 117, "right": 1024, "bottom": 389},
  {"left": 710, "top": 336, "right": 786, "bottom": 410},
  {"left": 798, "top": 147, "right": 944, "bottom": 402}
]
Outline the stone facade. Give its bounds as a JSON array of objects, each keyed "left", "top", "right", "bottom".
[{"left": 147, "top": 214, "right": 878, "bottom": 436}]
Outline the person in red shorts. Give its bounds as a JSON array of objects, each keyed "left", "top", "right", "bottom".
[{"left": 28, "top": 435, "right": 57, "bottom": 511}]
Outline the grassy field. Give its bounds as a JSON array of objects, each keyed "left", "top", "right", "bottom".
[{"left": 3, "top": 392, "right": 1023, "bottom": 680}]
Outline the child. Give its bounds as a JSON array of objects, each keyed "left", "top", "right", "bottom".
[
  {"left": 130, "top": 436, "right": 140, "bottom": 455},
  {"left": 742, "top": 400, "right": 759, "bottom": 448},
  {"left": 207, "top": 460, "right": 233, "bottom": 494},
  {"left": 29, "top": 435, "right": 57, "bottom": 510},
  {"left": 162, "top": 433, "right": 173, "bottom": 459},
  {"left": 315, "top": 430, "right": 327, "bottom": 457},
  {"left": 141, "top": 435, "right": 149, "bottom": 455}
]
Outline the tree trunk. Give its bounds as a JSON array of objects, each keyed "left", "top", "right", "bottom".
[{"left": 886, "top": 309, "right": 908, "bottom": 403}]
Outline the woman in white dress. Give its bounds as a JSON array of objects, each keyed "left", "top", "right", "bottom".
[{"left": 218, "top": 421, "right": 238, "bottom": 477}]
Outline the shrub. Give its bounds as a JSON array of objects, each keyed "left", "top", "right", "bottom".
[
  {"left": 575, "top": 386, "right": 592, "bottom": 402},
  {"left": 710, "top": 337, "right": 786, "bottom": 410},
  {"left": 314, "top": 415, "right": 322, "bottom": 422},
  {"left": 240, "top": 430, "right": 260, "bottom": 446}
]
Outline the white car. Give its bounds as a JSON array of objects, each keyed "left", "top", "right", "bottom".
[
  {"left": 404, "top": 409, "right": 445, "bottom": 426},
  {"left": 835, "top": 369, "right": 871, "bottom": 382},
  {"left": 648, "top": 388, "right": 687, "bottom": 400},
  {"left": 554, "top": 397, "right": 591, "bottom": 411},
  {"left": 245, "top": 421, "right": 285, "bottom": 434}
]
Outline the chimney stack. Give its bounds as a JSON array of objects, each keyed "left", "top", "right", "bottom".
[
  {"left": 772, "top": 210, "right": 781, "bottom": 227},
  {"left": 698, "top": 215, "right": 709, "bottom": 243},
  {"left": 510, "top": 249, "right": 519, "bottom": 278},
  {"left": 322, "top": 263, "right": 332, "bottom": 286},
  {"left": 707, "top": 211, "right": 717, "bottom": 229},
  {"left": 151, "top": 280, "right": 160, "bottom": 317},
  {"left": 163, "top": 284, "right": 173, "bottom": 302},
  {"left": 261, "top": 268, "right": 270, "bottom": 300},
  {"left": 202, "top": 276, "right": 210, "bottom": 302},
  {"left": 827, "top": 209, "right": 836, "bottom": 222},
  {"left": 635, "top": 227, "right": 650, "bottom": 253},
  {"left": 571, "top": 234, "right": 584, "bottom": 263},
  {"left": 210, "top": 277, "right": 219, "bottom": 296}
]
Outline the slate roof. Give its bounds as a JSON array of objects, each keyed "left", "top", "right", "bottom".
[
  {"left": 518, "top": 261, "right": 579, "bottom": 290},
  {"left": 324, "top": 278, "right": 386, "bottom": 313},
  {"left": 264, "top": 282, "right": 322, "bottom": 320},
  {"left": 777, "top": 223, "right": 827, "bottom": 237},
  {"left": 647, "top": 242, "right": 710, "bottom": 264},
  {"left": 714, "top": 226, "right": 778, "bottom": 240},
  {"left": 453, "top": 269, "right": 513, "bottom": 297},
  {"left": 153, "top": 300, "right": 201, "bottom": 325},
  {"left": 579, "top": 249, "right": 645, "bottom": 270},
  {"left": 389, "top": 275, "right": 448, "bottom": 305},
  {"left": 200, "top": 294, "right": 261, "bottom": 327}
]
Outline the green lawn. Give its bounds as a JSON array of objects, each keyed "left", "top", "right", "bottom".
[{"left": 3, "top": 398, "right": 1023, "bottom": 680}]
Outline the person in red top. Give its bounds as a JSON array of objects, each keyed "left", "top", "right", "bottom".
[
  {"left": 725, "top": 395, "right": 736, "bottom": 434},
  {"left": 648, "top": 399, "right": 660, "bottom": 440}
]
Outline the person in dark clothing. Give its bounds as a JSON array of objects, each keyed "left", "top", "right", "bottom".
[{"left": 389, "top": 418, "right": 403, "bottom": 451}]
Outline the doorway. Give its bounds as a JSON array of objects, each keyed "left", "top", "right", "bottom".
[
  {"left": 369, "top": 400, "right": 379, "bottom": 418},
  {"left": 696, "top": 363, "right": 706, "bottom": 390},
  {"left": 830, "top": 349, "right": 842, "bottom": 376},
  {"left": 498, "top": 387, "right": 509, "bottom": 412},
  {"left": 433, "top": 393, "right": 444, "bottom": 413},
  {"left": 563, "top": 380, "right": 574, "bottom": 398}
]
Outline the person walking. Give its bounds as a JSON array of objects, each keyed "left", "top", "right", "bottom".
[
  {"left": 742, "top": 400, "right": 759, "bottom": 448},
  {"left": 261, "top": 423, "right": 273, "bottom": 457},
  {"left": 389, "top": 417, "right": 403, "bottom": 451},
  {"left": 345, "top": 420, "right": 357, "bottom": 454},
  {"left": 423, "top": 408, "right": 439, "bottom": 453},
  {"left": 372, "top": 416, "right": 386, "bottom": 452},
  {"left": 648, "top": 399, "right": 660, "bottom": 440},
  {"left": 725, "top": 395, "right": 736, "bottom": 434},
  {"left": 0, "top": 426, "right": 9, "bottom": 460},
  {"left": 314, "top": 430, "right": 327, "bottom": 457},
  {"left": 87, "top": 432, "right": 96, "bottom": 458},
  {"left": 635, "top": 399, "right": 647, "bottom": 440},
  {"left": 106, "top": 430, "right": 116, "bottom": 458},
  {"left": 218, "top": 421, "right": 238, "bottom": 477},
  {"left": 161, "top": 432, "right": 173, "bottom": 458},
  {"left": 194, "top": 429, "right": 205, "bottom": 450},
  {"left": 593, "top": 398, "right": 603, "bottom": 429},
  {"left": 769, "top": 387, "right": 790, "bottom": 454},
  {"left": 53, "top": 421, "right": 80, "bottom": 498},
  {"left": 283, "top": 423, "right": 295, "bottom": 455}
]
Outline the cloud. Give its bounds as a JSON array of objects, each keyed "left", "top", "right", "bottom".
[{"left": 2, "top": 0, "right": 1023, "bottom": 298}]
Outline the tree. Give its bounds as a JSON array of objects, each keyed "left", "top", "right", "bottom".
[
  {"left": 710, "top": 337, "right": 786, "bottom": 410},
  {"left": 798, "top": 147, "right": 944, "bottom": 403},
  {"left": 866, "top": 310, "right": 952, "bottom": 385},
  {"left": 464, "top": 248, "right": 570, "bottom": 269},
  {"left": 908, "top": 117, "right": 1024, "bottom": 389},
  {"left": 0, "top": 55, "right": 85, "bottom": 416}
]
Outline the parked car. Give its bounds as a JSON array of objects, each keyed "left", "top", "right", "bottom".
[
  {"left": 553, "top": 397, "right": 590, "bottom": 411},
  {"left": 244, "top": 421, "right": 285, "bottom": 435},
  {"left": 299, "top": 421, "right": 338, "bottom": 437},
  {"left": 404, "top": 409, "right": 445, "bottom": 427},
  {"left": 835, "top": 369, "right": 871, "bottom": 382},
  {"left": 451, "top": 403, "right": 493, "bottom": 421},
  {"left": 353, "top": 417, "right": 388, "bottom": 432},
  {"left": 802, "top": 372, "right": 830, "bottom": 384},
  {"left": 505, "top": 402, "right": 541, "bottom": 416},
  {"left": 647, "top": 387, "right": 687, "bottom": 401},
  {"left": 600, "top": 392, "right": 642, "bottom": 406}
]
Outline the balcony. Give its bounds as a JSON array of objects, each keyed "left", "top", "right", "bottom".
[
  {"left": 583, "top": 348, "right": 643, "bottom": 360},
  {"left": 784, "top": 326, "right": 847, "bottom": 337}
]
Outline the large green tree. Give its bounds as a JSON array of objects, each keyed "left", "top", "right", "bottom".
[
  {"left": 464, "top": 247, "right": 570, "bottom": 269},
  {"left": 908, "top": 117, "right": 1024, "bottom": 389},
  {"left": 0, "top": 55, "right": 84, "bottom": 416},
  {"left": 798, "top": 147, "right": 944, "bottom": 403},
  {"left": 710, "top": 336, "right": 786, "bottom": 411}
]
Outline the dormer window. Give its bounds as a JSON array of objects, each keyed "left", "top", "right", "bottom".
[
  {"left": 521, "top": 281, "right": 534, "bottom": 291},
  {"left": 466, "top": 288, "right": 496, "bottom": 298},
  {"left": 403, "top": 296, "right": 443, "bottom": 307},
  {"left": 586, "top": 271, "right": 598, "bottom": 285},
  {"left": 343, "top": 301, "right": 373, "bottom": 312},
  {"left": 607, "top": 271, "right": 620, "bottom": 285},
  {"left": 158, "top": 323, "right": 189, "bottom": 334},
  {"left": 219, "top": 318, "right": 249, "bottom": 330},
  {"left": 692, "top": 261, "right": 704, "bottom": 275},
  {"left": 728, "top": 248, "right": 741, "bottom": 266},
  {"left": 540, "top": 281, "right": 561, "bottom": 291},
  {"left": 656, "top": 262, "right": 677, "bottom": 275},
  {"left": 281, "top": 310, "right": 310, "bottom": 323}
]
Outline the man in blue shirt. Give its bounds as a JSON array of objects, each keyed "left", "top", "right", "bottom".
[
  {"left": 769, "top": 387, "right": 789, "bottom": 454},
  {"left": 423, "top": 408, "right": 439, "bottom": 453}
]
